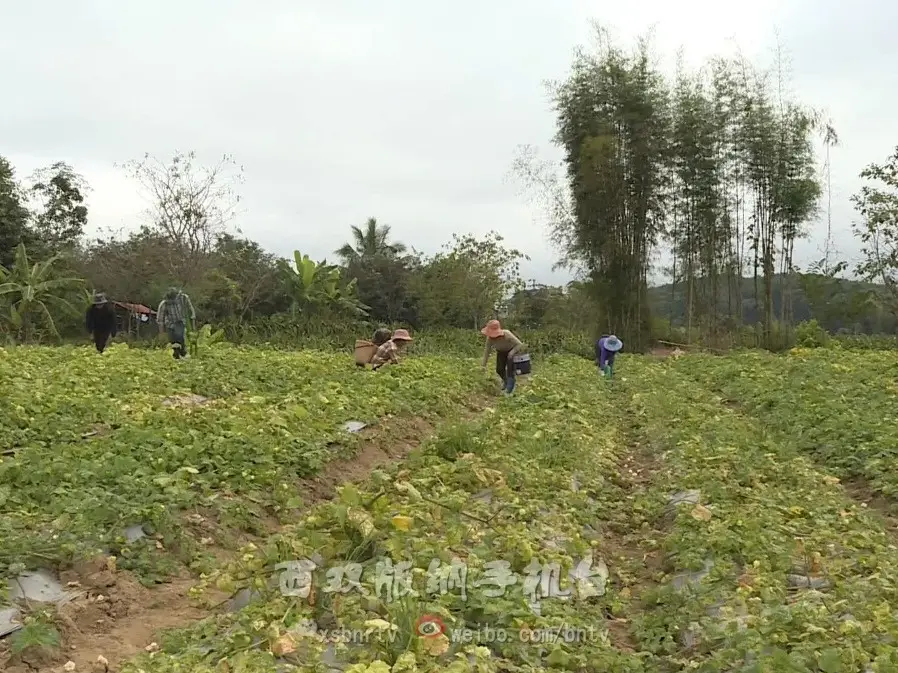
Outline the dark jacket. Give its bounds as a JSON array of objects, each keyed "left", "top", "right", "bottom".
[{"left": 86, "top": 304, "right": 117, "bottom": 336}]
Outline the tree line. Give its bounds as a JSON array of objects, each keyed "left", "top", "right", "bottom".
[
  {"left": 2, "top": 26, "right": 898, "bottom": 349},
  {"left": 0, "top": 151, "right": 536, "bottom": 343}
]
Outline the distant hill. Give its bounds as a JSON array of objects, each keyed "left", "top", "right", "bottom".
[{"left": 647, "top": 274, "right": 895, "bottom": 334}]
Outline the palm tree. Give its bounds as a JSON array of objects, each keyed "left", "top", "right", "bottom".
[
  {"left": 335, "top": 217, "right": 406, "bottom": 263},
  {"left": 0, "top": 243, "right": 86, "bottom": 342}
]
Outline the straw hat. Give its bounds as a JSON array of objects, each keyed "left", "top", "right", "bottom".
[
  {"left": 481, "top": 320, "right": 503, "bottom": 338},
  {"left": 605, "top": 335, "right": 623, "bottom": 352},
  {"left": 391, "top": 329, "right": 413, "bottom": 342}
]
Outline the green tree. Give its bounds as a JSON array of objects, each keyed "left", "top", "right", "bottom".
[
  {"left": 335, "top": 217, "right": 406, "bottom": 263},
  {"left": 202, "top": 234, "right": 286, "bottom": 322},
  {"left": 0, "top": 157, "right": 34, "bottom": 269},
  {"left": 27, "top": 162, "right": 90, "bottom": 253},
  {"left": 346, "top": 254, "right": 417, "bottom": 324},
  {"left": 0, "top": 243, "right": 85, "bottom": 342},
  {"left": 551, "top": 29, "right": 670, "bottom": 349},
  {"left": 516, "top": 30, "right": 827, "bottom": 350},
  {"left": 412, "top": 232, "right": 527, "bottom": 329},
  {"left": 668, "top": 59, "right": 726, "bottom": 344},
  {"left": 78, "top": 226, "right": 177, "bottom": 304},
  {"left": 798, "top": 265, "right": 870, "bottom": 332},
  {"left": 852, "top": 146, "right": 898, "bottom": 318}
]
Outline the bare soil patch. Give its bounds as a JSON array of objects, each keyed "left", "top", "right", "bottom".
[
  {"left": 1, "top": 556, "right": 223, "bottom": 673},
  {"left": 299, "top": 415, "right": 434, "bottom": 502}
]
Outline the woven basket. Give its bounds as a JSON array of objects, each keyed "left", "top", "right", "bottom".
[{"left": 354, "top": 340, "right": 377, "bottom": 366}]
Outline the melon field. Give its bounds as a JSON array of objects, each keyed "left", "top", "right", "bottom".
[{"left": 3, "top": 343, "right": 898, "bottom": 672}]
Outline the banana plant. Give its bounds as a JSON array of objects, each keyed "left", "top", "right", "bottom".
[
  {"left": 0, "top": 243, "right": 85, "bottom": 343},
  {"left": 186, "top": 323, "right": 225, "bottom": 357},
  {"left": 279, "top": 251, "right": 369, "bottom": 317}
]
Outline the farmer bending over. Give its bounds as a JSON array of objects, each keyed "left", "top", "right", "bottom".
[
  {"left": 481, "top": 320, "right": 525, "bottom": 394},
  {"left": 86, "top": 292, "right": 116, "bottom": 353},
  {"left": 595, "top": 334, "right": 623, "bottom": 377},
  {"left": 370, "top": 329, "right": 414, "bottom": 370},
  {"left": 157, "top": 287, "right": 196, "bottom": 359}
]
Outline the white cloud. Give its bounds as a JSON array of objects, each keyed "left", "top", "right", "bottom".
[{"left": 1, "top": 0, "right": 894, "bottom": 288}]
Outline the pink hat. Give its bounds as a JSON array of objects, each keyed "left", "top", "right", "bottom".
[
  {"left": 481, "top": 320, "right": 503, "bottom": 338},
  {"left": 391, "top": 328, "right": 413, "bottom": 342}
]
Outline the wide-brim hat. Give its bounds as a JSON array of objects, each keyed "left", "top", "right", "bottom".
[
  {"left": 93, "top": 292, "right": 108, "bottom": 305},
  {"left": 481, "top": 320, "right": 503, "bottom": 338},
  {"left": 392, "top": 329, "right": 413, "bottom": 342},
  {"left": 605, "top": 335, "right": 623, "bottom": 352}
]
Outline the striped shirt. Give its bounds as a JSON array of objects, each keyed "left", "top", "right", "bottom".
[{"left": 157, "top": 293, "right": 196, "bottom": 329}]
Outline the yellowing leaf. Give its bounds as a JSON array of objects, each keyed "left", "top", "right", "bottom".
[
  {"left": 394, "top": 481, "right": 422, "bottom": 500},
  {"left": 822, "top": 475, "right": 840, "bottom": 486},
  {"left": 347, "top": 508, "right": 375, "bottom": 537},
  {"left": 391, "top": 515, "right": 413, "bottom": 531},
  {"left": 215, "top": 573, "right": 237, "bottom": 595},
  {"left": 690, "top": 504, "right": 712, "bottom": 521},
  {"left": 809, "top": 552, "right": 823, "bottom": 574},
  {"left": 421, "top": 633, "right": 449, "bottom": 656},
  {"left": 270, "top": 634, "right": 296, "bottom": 656},
  {"left": 364, "top": 619, "right": 397, "bottom": 631}
]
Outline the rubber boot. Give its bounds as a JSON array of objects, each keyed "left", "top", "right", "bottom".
[{"left": 504, "top": 376, "right": 516, "bottom": 395}]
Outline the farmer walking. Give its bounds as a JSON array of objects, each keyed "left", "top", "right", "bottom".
[
  {"left": 86, "top": 292, "right": 116, "bottom": 353},
  {"left": 481, "top": 320, "right": 525, "bottom": 394},
  {"left": 596, "top": 334, "right": 623, "bottom": 378},
  {"left": 370, "top": 329, "right": 414, "bottom": 370},
  {"left": 157, "top": 287, "right": 196, "bottom": 360}
]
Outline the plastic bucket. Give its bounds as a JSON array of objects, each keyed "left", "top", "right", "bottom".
[
  {"left": 512, "top": 353, "right": 532, "bottom": 375},
  {"left": 354, "top": 340, "right": 377, "bottom": 366}
]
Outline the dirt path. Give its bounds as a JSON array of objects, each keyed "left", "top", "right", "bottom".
[
  {"left": 601, "top": 439, "right": 664, "bottom": 652},
  {"left": 1, "top": 398, "right": 490, "bottom": 673}
]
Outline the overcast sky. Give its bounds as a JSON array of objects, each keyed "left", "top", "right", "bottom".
[{"left": 2, "top": 0, "right": 896, "bottom": 286}]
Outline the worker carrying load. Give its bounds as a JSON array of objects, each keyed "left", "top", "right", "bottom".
[
  {"left": 595, "top": 334, "right": 623, "bottom": 378},
  {"left": 354, "top": 328, "right": 393, "bottom": 367},
  {"left": 481, "top": 319, "right": 529, "bottom": 395}
]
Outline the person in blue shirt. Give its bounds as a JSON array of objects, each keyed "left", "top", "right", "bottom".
[{"left": 595, "top": 334, "right": 623, "bottom": 377}]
